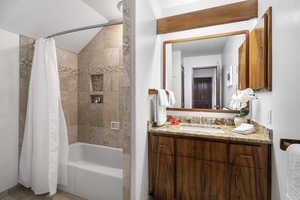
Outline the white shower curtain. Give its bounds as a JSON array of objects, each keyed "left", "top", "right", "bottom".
[{"left": 19, "top": 38, "right": 68, "bottom": 195}]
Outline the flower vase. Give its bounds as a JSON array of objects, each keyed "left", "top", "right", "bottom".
[{"left": 234, "top": 117, "right": 247, "bottom": 127}]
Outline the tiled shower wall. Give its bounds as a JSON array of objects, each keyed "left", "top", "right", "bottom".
[
  {"left": 19, "top": 36, "right": 78, "bottom": 150},
  {"left": 19, "top": 19, "right": 131, "bottom": 199},
  {"left": 77, "top": 23, "right": 131, "bottom": 199},
  {"left": 122, "top": 0, "right": 132, "bottom": 198},
  {"left": 77, "top": 24, "right": 125, "bottom": 147}
]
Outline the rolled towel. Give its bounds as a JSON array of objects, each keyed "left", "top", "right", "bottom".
[
  {"left": 157, "top": 89, "right": 169, "bottom": 107},
  {"left": 167, "top": 90, "right": 176, "bottom": 107},
  {"left": 156, "top": 89, "right": 168, "bottom": 126},
  {"left": 233, "top": 123, "right": 256, "bottom": 134}
]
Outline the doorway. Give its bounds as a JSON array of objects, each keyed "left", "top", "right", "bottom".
[
  {"left": 193, "top": 77, "right": 212, "bottom": 109},
  {"left": 192, "top": 65, "right": 220, "bottom": 109}
]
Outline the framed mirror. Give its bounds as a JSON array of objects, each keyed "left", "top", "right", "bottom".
[{"left": 163, "top": 30, "right": 249, "bottom": 113}]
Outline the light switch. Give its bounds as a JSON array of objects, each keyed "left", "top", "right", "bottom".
[
  {"left": 267, "top": 109, "right": 272, "bottom": 124},
  {"left": 111, "top": 121, "right": 119, "bottom": 130}
]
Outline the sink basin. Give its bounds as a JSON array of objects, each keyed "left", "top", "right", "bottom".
[{"left": 179, "top": 125, "right": 225, "bottom": 134}]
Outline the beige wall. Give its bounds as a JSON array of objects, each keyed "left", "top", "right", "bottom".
[
  {"left": 19, "top": 35, "right": 78, "bottom": 149},
  {"left": 77, "top": 24, "right": 131, "bottom": 199},
  {"left": 77, "top": 24, "right": 124, "bottom": 148}
]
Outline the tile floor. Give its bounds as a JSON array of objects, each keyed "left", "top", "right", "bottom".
[{"left": 0, "top": 185, "right": 86, "bottom": 200}]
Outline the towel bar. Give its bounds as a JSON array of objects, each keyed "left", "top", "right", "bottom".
[
  {"left": 280, "top": 138, "right": 300, "bottom": 151},
  {"left": 148, "top": 88, "right": 169, "bottom": 95}
]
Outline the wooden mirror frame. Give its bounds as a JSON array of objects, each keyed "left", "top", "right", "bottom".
[{"left": 163, "top": 30, "right": 249, "bottom": 113}]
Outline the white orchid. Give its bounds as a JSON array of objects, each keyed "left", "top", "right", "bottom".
[{"left": 230, "top": 88, "right": 257, "bottom": 117}]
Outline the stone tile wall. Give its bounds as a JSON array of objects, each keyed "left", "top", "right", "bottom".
[
  {"left": 19, "top": 35, "right": 78, "bottom": 151},
  {"left": 123, "top": 0, "right": 132, "bottom": 198},
  {"left": 77, "top": 21, "right": 131, "bottom": 199},
  {"left": 19, "top": 14, "right": 131, "bottom": 199},
  {"left": 77, "top": 24, "right": 123, "bottom": 147}
]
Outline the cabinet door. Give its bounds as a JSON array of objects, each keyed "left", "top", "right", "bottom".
[
  {"left": 177, "top": 157, "right": 227, "bottom": 200},
  {"left": 150, "top": 153, "right": 174, "bottom": 200},
  {"left": 250, "top": 28, "right": 266, "bottom": 90},
  {"left": 230, "top": 165, "right": 263, "bottom": 200},
  {"left": 176, "top": 156, "right": 199, "bottom": 200},
  {"left": 202, "top": 160, "right": 227, "bottom": 200},
  {"left": 238, "top": 41, "right": 248, "bottom": 90}
]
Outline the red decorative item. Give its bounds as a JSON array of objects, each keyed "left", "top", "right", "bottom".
[{"left": 169, "top": 117, "right": 179, "bottom": 125}]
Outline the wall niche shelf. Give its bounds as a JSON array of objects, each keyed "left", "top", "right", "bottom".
[
  {"left": 90, "top": 94, "right": 103, "bottom": 104},
  {"left": 90, "top": 74, "right": 104, "bottom": 103}
]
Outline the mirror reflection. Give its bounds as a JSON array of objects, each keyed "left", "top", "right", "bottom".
[{"left": 164, "top": 31, "right": 249, "bottom": 110}]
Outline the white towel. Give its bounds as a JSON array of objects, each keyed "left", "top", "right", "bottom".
[
  {"left": 167, "top": 90, "right": 176, "bottom": 107},
  {"left": 156, "top": 89, "right": 168, "bottom": 126},
  {"left": 158, "top": 89, "right": 169, "bottom": 107},
  {"left": 233, "top": 123, "right": 256, "bottom": 134},
  {"left": 286, "top": 144, "right": 300, "bottom": 200}
]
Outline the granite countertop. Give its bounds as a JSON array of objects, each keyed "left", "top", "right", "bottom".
[{"left": 148, "top": 122, "right": 272, "bottom": 144}]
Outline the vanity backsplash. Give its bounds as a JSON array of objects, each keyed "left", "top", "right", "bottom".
[{"left": 166, "top": 115, "right": 235, "bottom": 126}]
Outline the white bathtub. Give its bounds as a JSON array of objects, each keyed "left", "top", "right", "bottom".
[{"left": 58, "top": 142, "right": 123, "bottom": 200}]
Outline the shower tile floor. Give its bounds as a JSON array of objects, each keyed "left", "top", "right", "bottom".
[{"left": 0, "top": 185, "right": 86, "bottom": 200}]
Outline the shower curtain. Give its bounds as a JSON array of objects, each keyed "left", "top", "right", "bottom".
[{"left": 19, "top": 38, "right": 68, "bottom": 195}]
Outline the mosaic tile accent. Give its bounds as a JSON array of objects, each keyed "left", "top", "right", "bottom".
[
  {"left": 78, "top": 65, "right": 123, "bottom": 75},
  {"left": 58, "top": 65, "right": 78, "bottom": 74},
  {"left": 57, "top": 65, "right": 123, "bottom": 75},
  {"left": 167, "top": 115, "right": 235, "bottom": 126},
  {"left": 91, "top": 74, "right": 103, "bottom": 91}
]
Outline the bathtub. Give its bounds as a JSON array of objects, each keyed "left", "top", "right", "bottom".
[{"left": 58, "top": 142, "right": 123, "bottom": 200}]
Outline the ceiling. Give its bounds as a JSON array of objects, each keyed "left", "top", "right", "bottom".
[
  {"left": 155, "top": 0, "right": 201, "bottom": 10},
  {"left": 172, "top": 37, "right": 229, "bottom": 58},
  {"left": 0, "top": 0, "right": 123, "bottom": 53},
  {"left": 0, "top": 0, "right": 243, "bottom": 53}
]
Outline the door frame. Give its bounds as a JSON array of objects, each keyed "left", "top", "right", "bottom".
[{"left": 192, "top": 65, "right": 220, "bottom": 109}]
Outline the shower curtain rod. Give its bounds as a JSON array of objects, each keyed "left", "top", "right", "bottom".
[{"left": 45, "top": 20, "right": 123, "bottom": 39}]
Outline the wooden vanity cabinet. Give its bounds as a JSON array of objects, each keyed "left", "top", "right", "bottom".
[
  {"left": 149, "top": 135, "right": 175, "bottom": 200},
  {"left": 229, "top": 143, "right": 270, "bottom": 200},
  {"left": 148, "top": 133, "right": 271, "bottom": 200},
  {"left": 176, "top": 138, "right": 227, "bottom": 200}
]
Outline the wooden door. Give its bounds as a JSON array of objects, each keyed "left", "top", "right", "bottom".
[
  {"left": 193, "top": 77, "right": 212, "bottom": 109},
  {"left": 230, "top": 165, "right": 263, "bottom": 200},
  {"left": 150, "top": 153, "right": 175, "bottom": 200}
]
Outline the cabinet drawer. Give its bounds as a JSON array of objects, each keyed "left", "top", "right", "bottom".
[
  {"left": 196, "top": 140, "right": 227, "bottom": 162},
  {"left": 176, "top": 138, "right": 196, "bottom": 158},
  {"left": 230, "top": 144, "right": 262, "bottom": 168},
  {"left": 150, "top": 135, "right": 174, "bottom": 155}
]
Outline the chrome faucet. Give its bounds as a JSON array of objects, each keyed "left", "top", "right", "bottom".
[
  {"left": 199, "top": 114, "right": 202, "bottom": 125},
  {"left": 190, "top": 117, "right": 194, "bottom": 124},
  {"left": 207, "top": 117, "right": 215, "bottom": 126}
]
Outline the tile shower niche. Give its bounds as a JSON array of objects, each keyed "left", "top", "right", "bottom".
[{"left": 90, "top": 74, "right": 103, "bottom": 104}]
